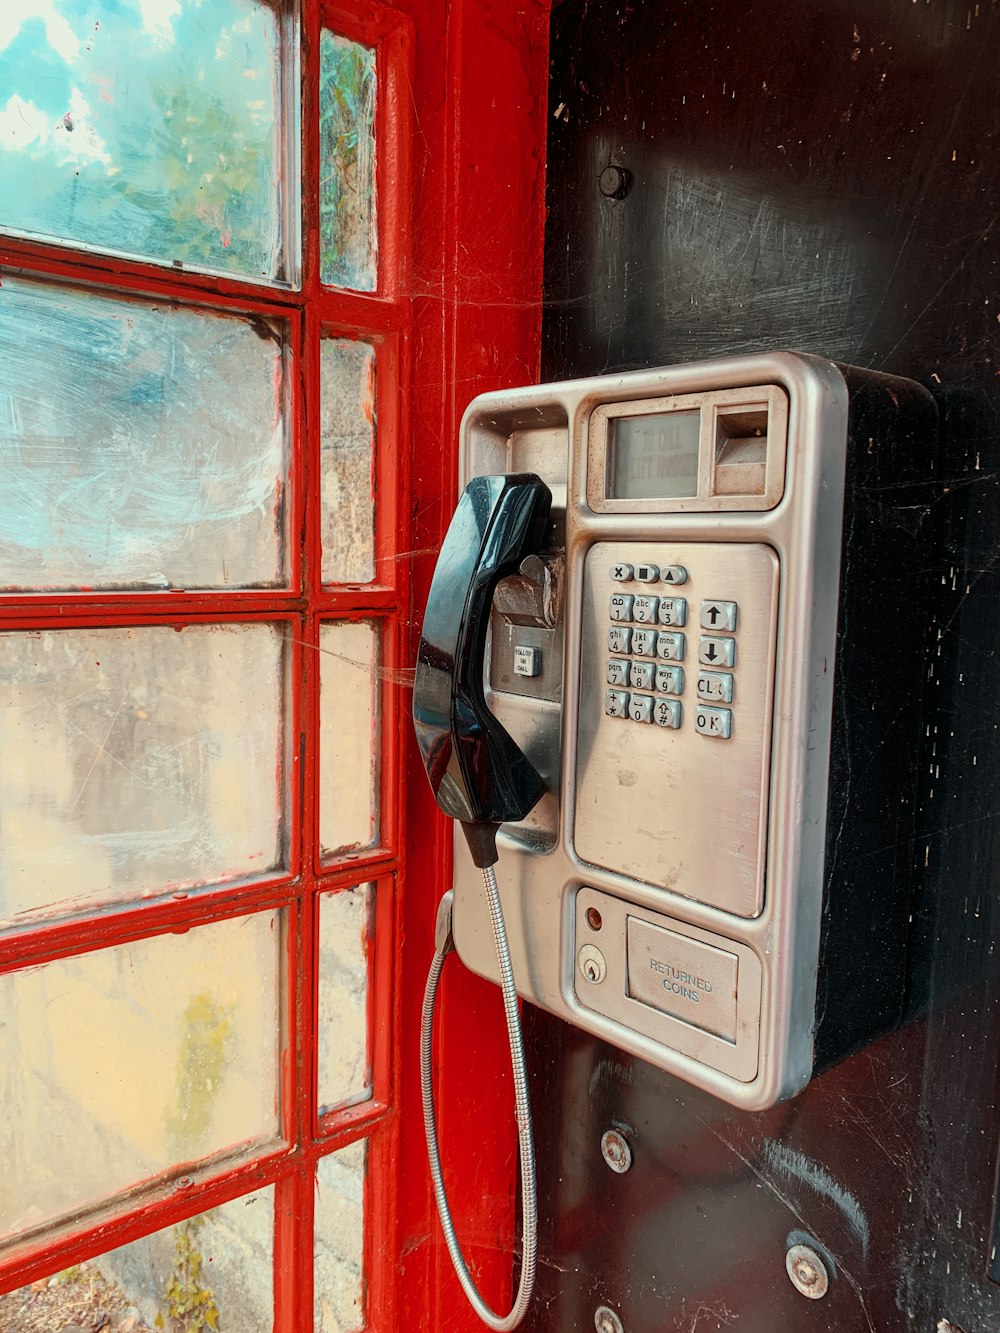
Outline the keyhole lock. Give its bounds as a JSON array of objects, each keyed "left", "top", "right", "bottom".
[{"left": 578, "top": 944, "right": 607, "bottom": 984}]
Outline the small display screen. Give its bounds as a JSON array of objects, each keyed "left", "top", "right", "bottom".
[{"left": 607, "top": 409, "right": 701, "bottom": 499}]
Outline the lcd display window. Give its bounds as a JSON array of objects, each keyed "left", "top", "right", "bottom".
[{"left": 608, "top": 409, "right": 701, "bottom": 499}]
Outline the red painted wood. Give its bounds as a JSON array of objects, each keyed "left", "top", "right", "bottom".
[{"left": 393, "top": 3, "right": 551, "bottom": 1331}]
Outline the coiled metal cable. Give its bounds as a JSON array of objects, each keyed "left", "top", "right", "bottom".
[{"left": 419, "top": 866, "right": 537, "bottom": 1331}]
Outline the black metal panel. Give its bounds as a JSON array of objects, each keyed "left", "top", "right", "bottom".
[{"left": 531, "top": 2, "right": 1000, "bottom": 1329}]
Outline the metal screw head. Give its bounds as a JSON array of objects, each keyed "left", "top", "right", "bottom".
[
  {"left": 786, "top": 1243, "right": 829, "bottom": 1299},
  {"left": 601, "top": 1128, "right": 633, "bottom": 1174},
  {"left": 598, "top": 165, "right": 632, "bottom": 199},
  {"left": 595, "top": 1306, "right": 624, "bottom": 1333}
]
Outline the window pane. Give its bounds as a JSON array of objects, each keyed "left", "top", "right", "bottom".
[
  {"left": 0, "top": 911, "right": 282, "bottom": 1244},
  {"left": 321, "top": 338, "right": 376, "bottom": 585},
  {"left": 0, "top": 622, "right": 286, "bottom": 927},
  {"left": 318, "top": 885, "right": 373, "bottom": 1115},
  {"left": 314, "top": 1141, "right": 366, "bottom": 1333},
  {"left": 319, "top": 622, "right": 380, "bottom": 856},
  {"left": 0, "top": 278, "right": 288, "bottom": 591},
  {"left": 0, "top": 0, "right": 292, "bottom": 282},
  {"left": 0, "top": 1186, "right": 275, "bottom": 1331},
  {"left": 320, "top": 31, "right": 376, "bottom": 291}
]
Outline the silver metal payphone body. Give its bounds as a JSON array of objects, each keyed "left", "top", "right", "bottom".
[{"left": 443, "top": 351, "right": 934, "bottom": 1111}]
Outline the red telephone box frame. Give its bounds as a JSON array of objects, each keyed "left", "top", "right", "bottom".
[{"left": 0, "top": 1, "right": 549, "bottom": 1328}]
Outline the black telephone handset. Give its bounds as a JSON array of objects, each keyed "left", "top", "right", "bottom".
[
  {"left": 413, "top": 472, "right": 553, "bottom": 866},
  {"left": 413, "top": 473, "right": 550, "bottom": 1331}
]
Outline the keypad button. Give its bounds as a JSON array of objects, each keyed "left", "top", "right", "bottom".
[
  {"left": 656, "top": 631, "right": 686, "bottom": 662},
  {"left": 632, "top": 594, "right": 659, "bottom": 624},
  {"left": 653, "top": 698, "right": 682, "bottom": 728},
  {"left": 632, "top": 628, "right": 657, "bottom": 657},
  {"left": 628, "top": 693, "right": 654, "bottom": 723},
  {"left": 609, "top": 593, "right": 634, "bottom": 622},
  {"left": 605, "top": 689, "right": 629, "bottom": 718},
  {"left": 660, "top": 565, "right": 688, "bottom": 586},
  {"left": 629, "top": 661, "right": 655, "bottom": 690},
  {"left": 657, "top": 597, "right": 687, "bottom": 627},
  {"left": 655, "top": 664, "right": 684, "bottom": 695},
  {"left": 698, "top": 636, "right": 736, "bottom": 668},
  {"left": 695, "top": 706, "right": 733, "bottom": 739},
  {"left": 697, "top": 671, "right": 734, "bottom": 703},
  {"left": 635, "top": 563, "right": 659, "bottom": 582},
  {"left": 611, "top": 563, "right": 634, "bottom": 582},
  {"left": 608, "top": 626, "right": 632, "bottom": 653},
  {"left": 607, "top": 657, "right": 629, "bottom": 686},
  {"left": 700, "top": 600, "right": 738, "bottom": 632}
]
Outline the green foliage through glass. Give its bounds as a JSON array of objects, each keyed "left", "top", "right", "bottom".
[{"left": 319, "top": 30, "right": 377, "bottom": 291}]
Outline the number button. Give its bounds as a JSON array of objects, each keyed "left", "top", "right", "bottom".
[
  {"left": 609, "top": 593, "right": 634, "bottom": 622},
  {"left": 611, "top": 564, "right": 634, "bottom": 582},
  {"left": 655, "top": 665, "right": 684, "bottom": 695},
  {"left": 697, "top": 671, "right": 733, "bottom": 703},
  {"left": 629, "top": 661, "right": 655, "bottom": 690},
  {"left": 632, "top": 628, "right": 657, "bottom": 657},
  {"left": 698, "top": 636, "right": 736, "bottom": 668},
  {"left": 629, "top": 693, "right": 654, "bottom": 723},
  {"left": 700, "top": 600, "right": 738, "bottom": 632},
  {"left": 632, "top": 594, "right": 659, "bottom": 624},
  {"left": 607, "top": 658, "right": 629, "bottom": 687},
  {"left": 657, "top": 597, "right": 687, "bottom": 627},
  {"left": 654, "top": 699, "right": 682, "bottom": 728},
  {"left": 608, "top": 626, "right": 632, "bottom": 653},
  {"left": 656, "top": 631, "right": 686, "bottom": 662},
  {"left": 695, "top": 706, "right": 733, "bottom": 739},
  {"left": 605, "top": 690, "right": 629, "bottom": 718}
]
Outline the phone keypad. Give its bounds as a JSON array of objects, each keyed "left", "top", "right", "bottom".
[{"left": 605, "top": 564, "right": 742, "bottom": 737}]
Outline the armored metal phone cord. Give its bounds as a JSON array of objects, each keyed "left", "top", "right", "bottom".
[{"left": 420, "top": 865, "right": 538, "bottom": 1331}]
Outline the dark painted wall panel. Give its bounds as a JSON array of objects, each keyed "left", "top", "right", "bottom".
[{"left": 532, "top": 2, "right": 1000, "bottom": 1329}]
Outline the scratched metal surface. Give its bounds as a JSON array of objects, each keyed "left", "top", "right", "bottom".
[{"left": 528, "top": 1, "right": 1000, "bottom": 1329}]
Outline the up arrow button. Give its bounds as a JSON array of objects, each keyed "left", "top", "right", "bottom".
[{"left": 699, "top": 599, "right": 738, "bottom": 632}]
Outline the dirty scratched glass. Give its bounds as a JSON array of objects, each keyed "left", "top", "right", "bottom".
[
  {"left": 317, "top": 884, "right": 373, "bottom": 1115},
  {"left": 0, "top": 277, "right": 288, "bottom": 591},
  {"left": 0, "top": 623, "right": 286, "bottom": 927},
  {"left": 319, "top": 30, "right": 376, "bottom": 291},
  {"left": 314, "top": 1140, "right": 366, "bottom": 1333},
  {"left": 0, "top": 1186, "right": 275, "bottom": 1331},
  {"left": 321, "top": 338, "right": 376, "bottom": 585},
  {"left": 0, "top": 911, "right": 281, "bottom": 1243},
  {"left": 319, "top": 621, "right": 380, "bottom": 857},
  {"left": 0, "top": 0, "right": 290, "bottom": 282}
]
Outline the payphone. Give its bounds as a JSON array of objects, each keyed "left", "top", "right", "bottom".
[{"left": 413, "top": 351, "right": 935, "bottom": 1324}]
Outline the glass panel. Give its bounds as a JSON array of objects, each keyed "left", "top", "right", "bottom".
[
  {"left": 318, "top": 885, "right": 373, "bottom": 1115},
  {"left": 319, "top": 622, "right": 380, "bottom": 856},
  {"left": 319, "top": 31, "right": 376, "bottom": 291},
  {"left": 321, "top": 338, "right": 376, "bottom": 585},
  {"left": 0, "top": 912, "right": 282, "bottom": 1243},
  {"left": 0, "top": 0, "right": 291, "bottom": 282},
  {"left": 0, "top": 1186, "right": 274, "bottom": 1331},
  {"left": 314, "top": 1141, "right": 366, "bottom": 1333},
  {"left": 0, "top": 622, "right": 285, "bottom": 927},
  {"left": 0, "top": 277, "right": 288, "bottom": 591}
]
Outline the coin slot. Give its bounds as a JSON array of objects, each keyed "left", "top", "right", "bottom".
[{"left": 713, "top": 406, "right": 768, "bottom": 497}]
